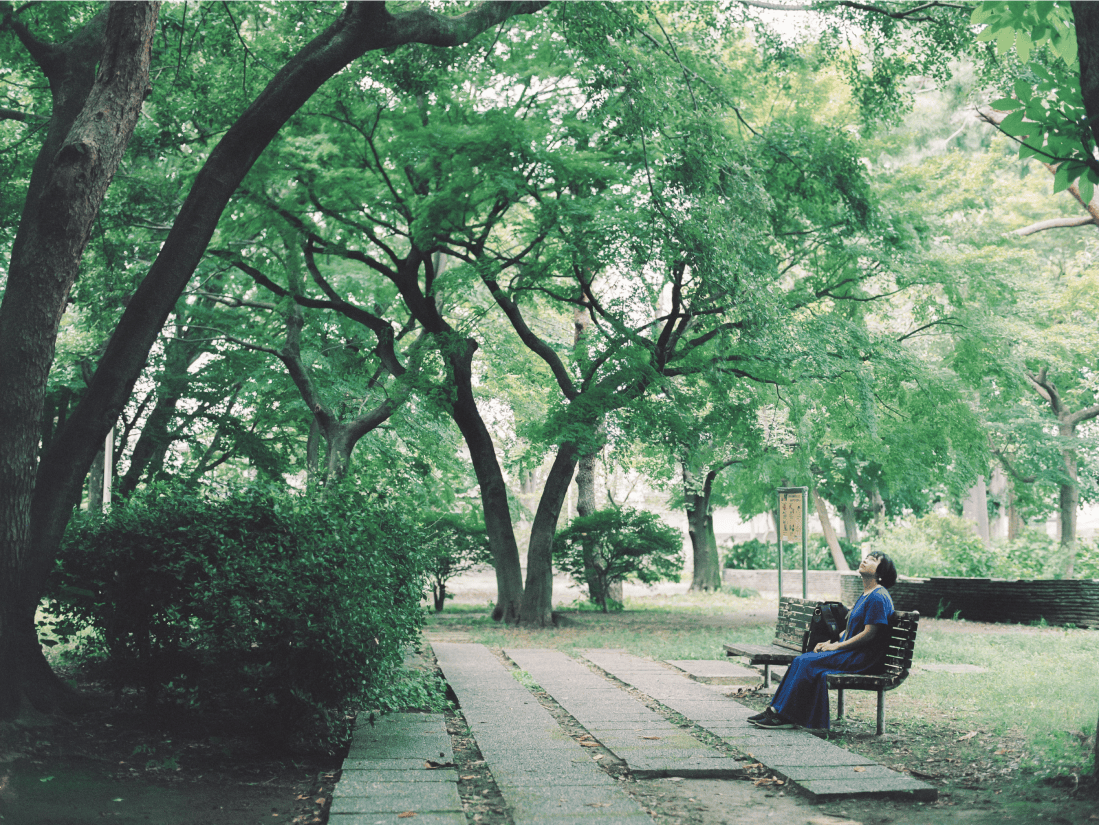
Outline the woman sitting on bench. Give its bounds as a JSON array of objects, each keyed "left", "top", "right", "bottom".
[{"left": 749, "top": 551, "right": 898, "bottom": 730}]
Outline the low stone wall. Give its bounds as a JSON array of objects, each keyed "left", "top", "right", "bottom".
[
  {"left": 839, "top": 573, "right": 1099, "bottom": 628},
  {"left": 722, "top": 568, "right": 842, "bottom": 598}
]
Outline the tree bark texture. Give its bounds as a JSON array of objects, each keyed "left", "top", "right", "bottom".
[
  {"left": 0, "top": 1, "right": 159, "bottom": 721},
  {"left": 1073, "top": 1, "right": 1099, "bottom": 153},
  {"left": 840, "top": 501, "right": 859, "bottom": 544},
  {"left": 813, "top": 488, "right": 850, "bottom": 571},
  {"left": 446, "top": 345, "right": 525, "bottom": 622},
  {"left": 684, "top": 466, "right": 722, "bottom": 592},
  {"left": 962, "top": 476, "right": 991, "bottom": 548},
  {"left": 519, "top": 443, "right": 579, "bottom": 626},
  {"left": 1058, "top": 421, "right": 1079, "bottom": 579}
]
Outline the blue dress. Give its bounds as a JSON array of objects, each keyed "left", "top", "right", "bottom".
[{"left": 769, "top": 588, "right": 894, "bottom": 730}]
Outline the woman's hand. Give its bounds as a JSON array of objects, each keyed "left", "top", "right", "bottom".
[{"left": 813, "top": 641, "right": 840, "bottom": 652}]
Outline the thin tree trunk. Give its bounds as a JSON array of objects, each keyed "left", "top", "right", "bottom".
[
  {"left": 87, "top": 447, "right": 105, "bottom": 513},
  {"left": 813, "top": 488, "right": 849, "bottom": 571},
  {"left": 519, "top": 443, "right": 579, "bottom": 626},
  {"left": 963, "top": 476, "right": 991, "bottom": 548},
  {"left": 1059, "top": 424, "right": 1078, "bottom": 579}
]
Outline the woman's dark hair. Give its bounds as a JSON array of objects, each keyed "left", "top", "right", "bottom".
[{"left": 869, "top": 551, "right": 898, "bottom": 589}]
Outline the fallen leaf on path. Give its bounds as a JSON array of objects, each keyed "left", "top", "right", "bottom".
[
  {"left": 957, "top": 731, "right": 979, "bottom": 741},
  {"left": 314, "top": 798, "right": 325, "bottom": 806},
  {"left": 753, "top": 777, "right": 784, "bottom": 786},
  {"left": 588, "top": 803, "right": 609, "bottom": 808},
  {"left": 461, "top": 775, "right": 476, "bottom": 780},
  {"left": 640, "top": 736, "right": 662, "bottom": 740},
  {"left": 425, "top": 760, "right": 455, "bottom": 769},
  {"left": 580, "top": 741, "right": 599, "bottom": 748},
  {"left": 994, "top": 749, "right": 1008, "bottom": 755},
  {"left": 910, "top": 769, "right": 938, "bottom": 779},
  {"left": 853, "top": 766, "right": 865, "bottom": 772},
  {"left": 398, "top": 812, "right": 416, "bottom": 819}
]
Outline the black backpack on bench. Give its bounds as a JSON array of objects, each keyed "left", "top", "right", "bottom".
[{"left": 802, "top": 601, "right": 849, "bottom": 652}]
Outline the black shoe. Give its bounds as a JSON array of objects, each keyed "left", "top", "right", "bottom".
[
  {"left": 747, "top": 710, "right": 770, "bottom": 722},
  {"left": 751, "top": 711, "right": 795, "bottom": 729}
]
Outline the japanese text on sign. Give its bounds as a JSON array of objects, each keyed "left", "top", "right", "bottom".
[{"left": 779, "top": 492, "right": 803, "bottom": 542}]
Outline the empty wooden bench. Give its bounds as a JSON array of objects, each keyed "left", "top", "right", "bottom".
[{"left": 724, "top": 595, "right": 920, "bottom": 735}]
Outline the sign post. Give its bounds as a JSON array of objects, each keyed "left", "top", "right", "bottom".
[{"left": 777, "top": 487, "right": 809, "bottom": 599}]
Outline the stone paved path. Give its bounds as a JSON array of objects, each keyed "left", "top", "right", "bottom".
[
  {"left": 434, "top": 642, "right": 653, "bottom": 825},
  {"left": 506, "top": 648, "right": 744, "bottom": 779},
  {"left": 329, "top": 644, "right": 934, "bottom": 825},
  {"left": 330, "top": 712, "right": 463, "bottom": 825},
  {"left": 582, "top": 650, "right": 934, "bottom": 801}
]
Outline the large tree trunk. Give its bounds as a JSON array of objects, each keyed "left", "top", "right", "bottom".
[
  {"left": 447, "top": 346, "right": 525, "bottom": 622},
  {"left": 962, "top": 476, "right": 991, "bottom": 548},
  {"left": 685, "top": 466, "right": 722, "bottom": 592},
  {"left": 813, "top": 488, "right": 850, "bottom": 571},
  {"left": 840, "top": 501, "right": 859, "bottom": 544},
  {"left": 519, "top": 443, "right": 579, "bottom": 626},
  {"left": 0, "top": 2, "right": 159, "bottom": 722},
  {"left": 8, "top": 1, "right": 547, "bottom": 723}
]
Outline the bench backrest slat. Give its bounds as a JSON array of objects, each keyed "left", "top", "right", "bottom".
[
  {"left": 772, "top": 596, "right": 817, "bottom": 652},
  {"left": 772, "top": 597, "right": 919, "bottom": 679}
]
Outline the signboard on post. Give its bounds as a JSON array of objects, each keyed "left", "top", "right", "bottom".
[
  {"left": 778, "top": 491, "right": 803, "bottom": 542},
  {"left": 776, "top": 487, "right": 809, "bottom": 599}
]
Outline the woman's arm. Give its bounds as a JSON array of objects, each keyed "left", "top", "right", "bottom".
[{"left": 813, "top": 624, "right": 885, "bottom": 653}]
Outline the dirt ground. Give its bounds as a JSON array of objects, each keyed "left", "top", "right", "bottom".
[{"left": 0, "top": 688, "right": 337, "bottom": 825}]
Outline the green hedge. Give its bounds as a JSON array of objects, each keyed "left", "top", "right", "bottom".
[
  {"left": 47, "top": 483, "right": 430, "bottom": 752},
  {"left": 722, "top": 535, "right": 860, "bottom": 570}
]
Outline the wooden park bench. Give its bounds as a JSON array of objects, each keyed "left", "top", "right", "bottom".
[{"left": 723, "top": 596, "right": 920, "bottom": 735}]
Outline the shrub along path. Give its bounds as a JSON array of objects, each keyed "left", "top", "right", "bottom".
[{"left": 329, "top": 644, "right": 933, "bottom": 824}]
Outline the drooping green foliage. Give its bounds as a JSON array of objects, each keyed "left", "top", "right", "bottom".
[{"left": 46, "top": 482, "right": 431, "bottom": 752}]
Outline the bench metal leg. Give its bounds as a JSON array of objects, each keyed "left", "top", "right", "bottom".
[
  {"left": 876, "top": 689, "right": 884, "bottom": 736},
  {"left": 763, "top": 664, "right": 771, "bottom": 689},
  {"left": 836, "top": 687, "right": 844, "bottom": 719}
]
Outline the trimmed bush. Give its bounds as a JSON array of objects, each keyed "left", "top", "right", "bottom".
[
  {"left": 722, "top": 535, "right": 859, "bottom": 570},
  {"left": 873, "top": 513, "right": 1000, "bottom": 578},
  {"left": 554, "top": 508, "right": 683, "bottom": 612},
  {"left": 420, "top": 512, "right": 493, "bottom": 611},
  {"left": 47, "top": 483, "right": 429, "bottom": 753}
]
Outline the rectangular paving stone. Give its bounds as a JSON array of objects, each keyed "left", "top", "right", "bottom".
[
  {"left": 796, "top": 776, "right": 937, "bottom": 801},
  {"left": 331, "top": 777, "right": 461, "bottom": 804},
  {"left": 748, "top": 746, "right": 878, "bottom": 767},
  {"left": 332, "top": 779, "right": 463, "bottom": 807},
  {"left": 666, "top": 659, "right": 759, "bottom": 679},
  {"left": 778, "top": 764, "right": 906, "bottom": 781},
  {"left": 347, "top": 741, "right": 453, "bottom": 761},
  {"left": 491, "top": 765, "right": 620, "bottom": 786},
  {"left": 339, "top": 769, "right": 459, "bottom": 783},
  {"left": 329, "top": 812, "right": 466, "bottom": 825},
  {"left": 618, "top": 757, "right": 746, "bottom": 778},
  {"left": 497, "top": 782, "right": 653, "bottom": 822},
  {"left": 341, "top": 758, "right": 445, "bottom": 772}
]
